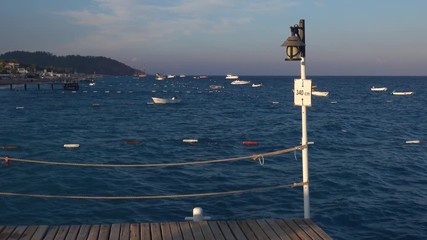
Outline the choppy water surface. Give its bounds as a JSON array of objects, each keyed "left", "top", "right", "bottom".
[{"left": 1, "top": 76, "right": 426, "bottom": 240}]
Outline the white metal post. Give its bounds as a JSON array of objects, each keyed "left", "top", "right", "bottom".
[{"left": 300, "top": 57, "right": 310, "bottom": 219}]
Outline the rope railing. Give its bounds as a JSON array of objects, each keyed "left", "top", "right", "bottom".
[
  {"left": 1, "top": 144, "right": 306, "bottom": 168},
  {"left": 0, "top": 182, "right": 306, "bottom": 200}
]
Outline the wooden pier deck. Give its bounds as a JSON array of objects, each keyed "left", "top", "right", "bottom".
[{"left": 0, "top": 219, "right": 332, "bottom": 240}]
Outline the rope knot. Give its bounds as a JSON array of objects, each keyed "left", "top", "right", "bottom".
[
  {"left": 251, "top": 155, "right": 265, "bottom": 166},
  {"left": 3, "top": 156, "right": 10, "bottom": 166}
]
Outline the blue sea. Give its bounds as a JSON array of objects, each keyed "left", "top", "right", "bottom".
[{"left": 1, "top": 76, "right": 426, "bottom": 240}]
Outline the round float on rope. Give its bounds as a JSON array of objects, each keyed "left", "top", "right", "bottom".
[
  {"left": 243, "top": 141, "right": 259, "bottom": 146},
  {"left": 183, "top": 139, "right": 198, "bottom": 143},
  {"left": 64, "top": 144, "right": 80, "bottom": 148}
]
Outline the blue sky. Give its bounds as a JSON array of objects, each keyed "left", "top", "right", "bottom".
[{"left": 1, "top": 0, "right": 426, "bottom": 76}]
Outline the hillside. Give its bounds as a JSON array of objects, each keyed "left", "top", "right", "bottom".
[{"left": 0, "top": 51, "right": 138, "bottom": 76}]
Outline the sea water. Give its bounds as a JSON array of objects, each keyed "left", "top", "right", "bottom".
[{"left": 0, "top": 76, "right": 426, "bottom": 240}]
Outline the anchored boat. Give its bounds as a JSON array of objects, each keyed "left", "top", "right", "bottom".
[
  {"left": 151, "top": 97, "right": 181, "bottom": 104},
  {"left": 392, "top": 91, "right": 415, "bottom": 96}
]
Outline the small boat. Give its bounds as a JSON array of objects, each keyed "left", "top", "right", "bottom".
[
  {"left": 312, "top": 91, "right": 329, "bottom": 97},
  {"left": 225, "top": 74, "right": 239, "bottom": 80},
  {"left": 64, "top": 144, "right": 80, "bottom": 148},
  {"left": 231, "top": 80, "right": 250, "bottom": 85},
  {"left": 392, "top": 91, "right": 415, "bottom": 96},
  {"left": 371, "top": 86, "right": 387, "bottom": 91},
  {"left": 252, "top": 83, "right": 262, "bottom": 88},
  {"left": 209, "top": 85, "right": 224, "bottom": 90},
  {"left": 405, "top": 140, "right": 421, "bottom": 144},
  {"left": 89, "top": 82, "right": 96, "bottom": 86},
  {"left": 167, "top": 74, "right": 176, "bottom": 79},
  {"left": 155, "top": 73, "right": 165, "bottom": 80},
  {"left": 152, "top": 97, "right": 181, "bottom": 104}
]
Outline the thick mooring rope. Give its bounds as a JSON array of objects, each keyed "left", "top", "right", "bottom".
[
  {"left": 1, "top": 145, "right": 306, "bottom": 168},
  {"left": 0, "top": 182, "right": 305, "bottom": 200}
]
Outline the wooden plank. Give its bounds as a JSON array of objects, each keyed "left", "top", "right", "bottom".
[
  {"left": 303, "top": 220, "right": 332, "bottom": 240},
  {"left": 86, "top": 225, "right": 100, "bottom": 240},
  {"left": 120, "top": 223, "right": 130, "bottom": 240},
  {"left": 215, "top": 221, "right": 236, "bottom": 240},
  {"left": 98, "top": 224, "right": 111, "bottom": 240},
  {"left": 150, "top": 223, "right": 162, "bottom": 240},
  {"left": 188, "top": 222, "right": 204, "bottom": 240},
  {"left": 178, "top": 221, "right": 194, "bottom": 240},
  {"left": 54, "top": 225, "right": 70, "bottom": 240},
  {"left": 130, "top": 224, "right": 140, "bottom": 240},
  {"left": 64, "top": 225, "right": 80, "bottom": 240},
  {"left": 263, "top": 220, "right": 292, "bottom": 240},
  {"left": 246, "top": 220, "right": 272, "bottom": 240},
  {"left": 205, "top": 222, "right": 225, "bottom": 240},
  {"left": 0, "top": 226, "right": 16, "bottom": 240},
  {"left": 197, "top": 221, "right": 215, "bottom": 240},
  {"left": 30, "top": 225, "right": 49, "bottom": 240},
  {"left": 168, "top": 222, "right": 183, "bottom": 240},
  {"left": 75, "top": 225, "right": 91, "bottom": 240},
  {"left": 236, "top": 221, "right": 257, "bottom": 240},
  {"left": 256, "top": 220, "right": 281, "bottom": 240},
  {"left": 225, "top": 221, "right": 247, "bottom": 240},
  {"left": 109, "top": 224, "right": 121, "bottom": 240},
  {"left": 284, "top": 220, "right": 311, "bottom": 240},
  {"left": 140, "top": 223, "right": 150, "bottom": 240},
  {"left": 8, "top": 225, "right": 27, "bottom": 240},
  {"left": 294, "top": 220, "right": 323, "bottom": 240},
  {"left": 275, "top": 220, "right": 299, "bottom": 240},
  {"left": 160, "top": 222, "right": 172, "bottom": 240},
  {"left": 18, "top": 225, "right": 38, "bottom": 240},
  {"left": 43, "top": 226, "right": 59, "bottom": 240}
]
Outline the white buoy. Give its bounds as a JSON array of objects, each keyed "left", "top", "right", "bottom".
[
  {"left": 185, "top": 207, "right": 211, "bottom": 222},
  {"left": 405, "top": 140, "right": 421, "bottom": 144},
  {"left": 64, "top": 144, "right": 80, "bottom": 148}
]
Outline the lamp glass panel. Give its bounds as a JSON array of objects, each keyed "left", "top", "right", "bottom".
[{"left": 287, "top": 46, "right": 300, "bottom": 58}]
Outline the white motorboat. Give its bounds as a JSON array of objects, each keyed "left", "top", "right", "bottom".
[
  {"left": 155, "top": 73, "right": 165, "bottom": 80},
  {"left": 312, "top": 91, "right": 329, "bottom": 97},
  {"left": 371, "top": 86, "right": 387, "bottom": 91},
  {"left": 152, "top": 97, "right": 181, "bottom": 104},
  {"left": 225, "top": 74, "right": 239, "bottom": 80},
  {"left": 392, "top": 91, "right": 415, "bottom": 96},
  {"left": 209, "top": 85, "right": 224, "bottom": 90},
  {"left": 252, "top": 83, "right": 262, "bottom": 88},
  {"left": 231, "top": 80, "right": 250, "bottom": 85},
  {"left": 167, "top": 74, "right": 175, "bottom": 79}
]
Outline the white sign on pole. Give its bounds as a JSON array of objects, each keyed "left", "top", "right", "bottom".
[{"left": 294, "top": 79, "right": 312, "bottom": 107}]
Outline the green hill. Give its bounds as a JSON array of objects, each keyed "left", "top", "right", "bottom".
[{"left": 0, "top": 51, "right": 138, "bottom": 76}]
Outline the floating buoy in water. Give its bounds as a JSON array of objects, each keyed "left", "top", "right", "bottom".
[
  {"left": 64, "top": 144, "right": 80, "bottom": 148},
  {"left": 183, "top": 139, "right": 198, "bottom": 143},
  {"left": 405, "top": 140, "right": 421, "bottom": 144},
  {"left": 243, "top": 141, "right": 259, "bottom": 146}
]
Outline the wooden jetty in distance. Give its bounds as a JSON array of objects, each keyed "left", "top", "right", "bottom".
[
  {"left": 0, "top": 75, "right": 98, "bottom": 91},
  {"left": 0, "top": 219, "right": 332, "bottom": 240}
]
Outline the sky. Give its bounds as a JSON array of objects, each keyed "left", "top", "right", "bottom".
[{"left": 1, "top": 0, "right": 427, "bottom": 76}]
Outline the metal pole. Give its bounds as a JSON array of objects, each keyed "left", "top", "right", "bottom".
[{"left": 300, "top": 57, "right": 310, "bottom": 219}]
